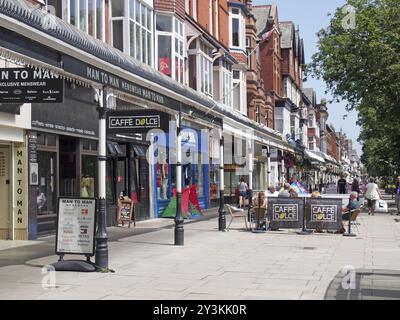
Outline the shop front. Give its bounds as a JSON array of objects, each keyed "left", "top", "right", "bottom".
[
  {"left": 0, "top": 106, "right": 30, "bottom": 240},
  {"left": 152, "top": 122, "right": 210, "bottom": 217}
]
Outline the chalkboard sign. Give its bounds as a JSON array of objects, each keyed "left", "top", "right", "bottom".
[
  {"left": 117, "top": 197, "right": 136, "bottom": 228},
  {"left": 306, "top": 198, "right": 343, "bottom": 231},
  {"left": 267, "top": 198, "right": 304, "bottom": 230},
  {"left": 56, "top": 197, "right": 97, "bottom": 256}
]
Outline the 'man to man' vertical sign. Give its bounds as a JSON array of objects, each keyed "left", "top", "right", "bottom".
[{"left": 14, "top": 143, "right": 28, "bottom": 240}]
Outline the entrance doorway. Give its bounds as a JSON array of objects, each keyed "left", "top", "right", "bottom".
[{"left": 0, "top": 145, "right": 10, "bottom": 239}]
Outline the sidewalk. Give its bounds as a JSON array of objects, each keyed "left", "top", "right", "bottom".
[{"left": 0, "top": 200, "right": 399, "bottom": 300}]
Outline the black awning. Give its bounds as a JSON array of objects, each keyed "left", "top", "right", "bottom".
[
  {"left": 0, "top": 104, "right": 22, "bottom": 115},
  {"left": 107, "top": 142, "right": 124, "bottom": 157},
  {"left": 133, "top": 145, "right": 147, "bottom": 157}
]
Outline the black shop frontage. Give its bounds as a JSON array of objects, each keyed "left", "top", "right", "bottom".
[{"left": 0, "top": 12, "right": 222, "bottom": 239}]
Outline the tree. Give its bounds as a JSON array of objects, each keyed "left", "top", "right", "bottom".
[{"left": 309, "top": 0, "right": 400, "bottom": 177}]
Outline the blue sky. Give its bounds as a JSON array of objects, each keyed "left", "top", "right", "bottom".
[{"left": 252, "top": 0, "right": 362, "bottom": 155}]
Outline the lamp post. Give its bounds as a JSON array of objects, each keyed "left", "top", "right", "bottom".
[
  {"left": 248, "top": 139, "right": 253, "bottom": 223},
  {"left": 218, "top": 128, "right": 226, "bottom": 231},
  {"left": 266, "top": 146, "right": 271, "bottom": 189},
  {"left": 174, "top": 103, "right": 184, "bottom": 246},
  {"left": 95, "top": 85, "right": 108, "bottom": 269}
]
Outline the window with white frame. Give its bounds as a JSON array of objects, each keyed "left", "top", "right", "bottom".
[
  {"left": 110, "top": 0, "right": 153, "bottom": 66},
  {"left": 232, "top": 72, "right": 240, "bottom": 111},
  {"left": 221, "top": 60, "right": 232, "bottom": 107},
  {"left": 188, "top": 39, "right": 213, "bottom": 96},
  {"left": 156, "top": 14, "right": 184, "bottom": 84},
  {"left": 67, "top": 0, "right": 105, "bottom": 41},
  {"left": 229, "top": 7, "right": 245, "bottom": 49}
]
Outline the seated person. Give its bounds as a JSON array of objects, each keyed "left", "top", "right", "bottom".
[
  {"left": 267, "top": 186, "right": 279, "bottom": 197},
  {"left": 311, "top": 191, "right": 321, "bottom": 198},
  {"left": 341, "top": 191, "right": 361, "bottom": 221},
  {"left": 278, "top": 183, "right": 291, "bottom": 197}
]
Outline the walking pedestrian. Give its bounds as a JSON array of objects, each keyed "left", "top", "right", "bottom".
[
  {"left": 238, "top": 178, "right": 249, "bottom": 209},
  {"left": 337, "top": 174, "right": 347, "bottom": 194},
  {"left": 352, "top": 177, "right": 361, "bottom": 201},
  {"left": 395, "top": 176, "right": 400, "bottom": 216},
  {"left": 364, "top": 177, "right": 382, "bottom": 216}
]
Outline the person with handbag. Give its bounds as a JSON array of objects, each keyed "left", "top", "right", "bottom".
[{"left": 364, "top": 177, "right": 382, "bottom": 216}]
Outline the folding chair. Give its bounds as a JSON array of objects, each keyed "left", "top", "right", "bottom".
[
  {"left": 350, "top": 209, "right": 361, "bottom": 233},
  {"left": 225, "top": 204, "right": 249, "bottom": 231},
  {"left": 343, "top": 208, "right": 361, "bottom": 234}
]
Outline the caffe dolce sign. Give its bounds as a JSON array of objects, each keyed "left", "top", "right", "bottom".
[{"left": 107, "top": 110, "right": 169, "bottom": 134}]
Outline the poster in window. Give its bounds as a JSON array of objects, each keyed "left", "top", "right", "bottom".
[{"left": 159, "top": 57, "right": 171, "bottom": 76}]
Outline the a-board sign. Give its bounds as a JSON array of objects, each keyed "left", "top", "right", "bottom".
[
  {"left": 117, "top": 197, "right": 135, "bottom": 227},
  {"left": 306, "top": 198, "right": 343, "bottom": 231},
  {"left": 267, "top": 197, "right": 304, "bottom": 229},
  {"left": 56, "top": 197, "right": 97, "bottom": 256}
]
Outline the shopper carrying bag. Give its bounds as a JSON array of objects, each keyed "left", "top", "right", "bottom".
[{"left": 364, "top": 178, "right": 382, "bottom": 216}]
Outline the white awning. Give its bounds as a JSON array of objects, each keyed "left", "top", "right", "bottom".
[{"left": 305, "top": 149, "right": 325, "bottom": 163}]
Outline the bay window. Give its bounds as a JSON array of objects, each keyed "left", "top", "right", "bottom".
[
  {"left": 156, "top": 14, "right": 184, "bottom": 83},
  {"left": 110, "top": 0, "right": 153, "bottom": 66},
  {"left": 232, "top": 70, "right": 246, "bottom": 114},
  {"left": 221, "top": 61, "right": 232, "bottom": 107},
  {"left": 188, "top": 39, "right": 213, "bottom": 95},
  {"left": 68, "top": 0, "right": 105, "bottom": 41}
]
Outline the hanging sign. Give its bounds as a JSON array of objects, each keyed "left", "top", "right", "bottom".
[
  {"left": 56, "top": 197, "right": 97, "bottom": 256},
  {"left": 0, "top": 68, "right": 63, "bottom": 103}
]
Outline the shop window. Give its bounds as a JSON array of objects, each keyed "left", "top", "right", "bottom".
[
  {"left": 37, "top": 133, "right": 57, "bottom": 147},
  {"left": 82, "top": 139, "right": 98, "bottom": 152},
  {"left": 37, "top": 151, "right": 57, "bottom": 215},
  {"left": 106, "top": 160, "right": 116, "bottom": 204},
  {"left": 81, "top": 155, "right": 97, "bottom": 197}
]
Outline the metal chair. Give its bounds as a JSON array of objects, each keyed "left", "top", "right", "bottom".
[{"left": 225, "top": 204, "right": 249, "bottom": 231}]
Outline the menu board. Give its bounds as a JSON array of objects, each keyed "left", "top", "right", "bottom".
[
  {"left": 56, "top": 197, "right": 97, "bottom": 256},
  {"left": 117, "top": 198, "right": 135, "bottom": 227}
]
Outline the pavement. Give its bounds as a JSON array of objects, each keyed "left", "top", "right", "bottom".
[{"left": 0, "top": 195, "right": 399, "bottom": 300}]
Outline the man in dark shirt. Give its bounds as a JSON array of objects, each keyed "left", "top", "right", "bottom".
[{"left": 337, "top": 175, "right": 347, "bottom": 194}]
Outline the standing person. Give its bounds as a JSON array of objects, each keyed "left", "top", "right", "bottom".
[
  {"left": 238, "top": 178, "right": 249, "bottom": 209},
  {"left": 337, "top": 174, "right": 347, "bottom": 194},
  {"left": 395, "top": 176, "right": 400, "bottom": 216},
  {"left": 364, "top": 177, "right": 382, "bottom": 216},
  {"left": 352, "top": 177, "right": 361, "bottom": 200}
]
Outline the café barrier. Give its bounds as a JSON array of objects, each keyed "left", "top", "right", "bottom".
[
  {"left": 267, "top": 197, "right": 304, "bottom": 230},
  {"left": 305, "top": 198, "right": 343, "bottom": 231}
]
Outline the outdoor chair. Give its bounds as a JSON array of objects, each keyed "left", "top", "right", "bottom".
[
  {"left": 343, "top": 208, "right": 361, "bottom": 233},
  {"left": 225, "top": 204, "right": 249, "bottom": 231},
  {"left": 251, "top": 207, "right": 267, "bottom": 232}
]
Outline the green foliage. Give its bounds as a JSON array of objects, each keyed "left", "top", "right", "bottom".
[{"left": 309, "top": 0, "right": 400, "bottom": 177}]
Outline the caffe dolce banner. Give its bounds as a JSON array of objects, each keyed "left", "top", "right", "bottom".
[
  {"left": 267, "top": 198, "right": 304, "bottom": 230},
  {"left": 306, "top": 198, "right": 343, "bottom": 231}
]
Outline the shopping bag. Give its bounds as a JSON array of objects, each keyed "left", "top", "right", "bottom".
[{"left": 374, "top": 200, "right": 388, "bottom": 213}]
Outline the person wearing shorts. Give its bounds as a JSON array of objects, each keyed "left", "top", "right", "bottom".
[{"left": 364, "top": 178, "right": 381, "bottom": 216}]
